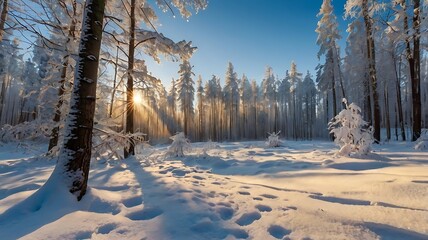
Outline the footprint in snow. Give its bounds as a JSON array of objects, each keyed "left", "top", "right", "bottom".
[
  {"left": 216, "top": 207, "right": 235, "bottom": 220},
  {"left": 193, "top": 175, "right": 205, "bottom": 180},
  {"left": 255, "top": 204, "right": 272, "bottom": 212},
  {"left": 260, "top": 194, "right": 278, "bottom": 199},
  {"left": 238, "top": 191, "right": 251, "bottom": 195},
  {"left": 122, "top": 196, "right": 143, "bottom": 208},
  {"left": 235, "top": 212, "right": 261, "bottom": 226},
  {"left": 97, "top": 223, "right": 116, "bottom": 234},
  {"left": 268, "top": 225, "right": 291, "bottom": 239},
  {"left": 126, "top": 207, "right": 163, "bottom": 221}
]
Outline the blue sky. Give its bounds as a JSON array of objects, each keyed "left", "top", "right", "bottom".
[{"left": 146, "top": 0, "right": 349, "bottom": 86}]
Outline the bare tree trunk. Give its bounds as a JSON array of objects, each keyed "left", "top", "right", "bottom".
[
  {"left": 411, "top": 0, "right": 421, "bottom": 141},
  {"left": 384, "top": 87, "right": 391, "bottom": 141},
  {"left": 0, "top": 0, "right": 8, "bottom": 42},
  {"left": 59, "top": 0, "right": 106, "bottom": 200},
  {"left": 394, "top": 56, "right": 406, "bottom": 141},
  {"left": 109, "top": 46, "right": 119, "bottom": 118},
  {"left": 362, "top": 0, "right": 381, "bottom": 143},
  {"left": 124, "top": 0, "right": 136, "bottom": 158}
]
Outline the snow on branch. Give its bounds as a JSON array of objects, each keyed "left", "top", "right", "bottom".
[
  {"left": 136, "top": 30, "right": 196, "bottom": 62},
  {"left": 0, "top": 120, "right": 52, "bottom": 143}
]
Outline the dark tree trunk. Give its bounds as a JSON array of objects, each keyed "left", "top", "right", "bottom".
[
  {"left": 394, "top": 56, "right": 406, "bottom": 141},
  {"left": 109, "top": 46, "right": 119, "bottom": 118},
  {"left": 0, "top": 0, "right": 8, "bottom": 42},
  {"left": 411, "top": 0, "right": 421, "bottom": 141},
  {"left": 60, "top": 0, "right": 106, "bottom": 200},
  {"left": 124, "top": 0, "right": 136, "bottom": 158},
  {"left": 362, "top": 0, "right": 381, "bottom": 143}
]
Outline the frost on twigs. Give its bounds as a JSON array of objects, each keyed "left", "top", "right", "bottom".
[
  {"left": 200, "top": 140, "right": 220, "bottom": 158},
  {"left": 92, "top": 125, "right": 147, "bottom": 160},
  {"left": 0, "top": 120, "right": 52, "bottom": 143},
  {"left": 328, "top": 99, "right": 374, "bottom": 156},
  {"left": 166, "top": 132, "right": 191, "bottom": 157},
  {"left": 415, "top": 130, "right": 428, "bottom": 151},
  {"left": 266, "top": 131, "right": 281, "bottom": 147}
]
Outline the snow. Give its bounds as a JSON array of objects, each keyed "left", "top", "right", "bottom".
[{"left": 0, "top": 141, "right": 427, "bottom": 239}]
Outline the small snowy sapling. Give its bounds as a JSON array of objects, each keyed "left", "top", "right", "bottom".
[
  {"left": 266, "top": 131, "right": 281, "bottom": 147},
  {"left": 167, "top": 132, "right": 191, "bottom": 157},
  {"left": 328, "top": 99, "right": 374, "bottom": 156},
  {"left": 414, "top": 130, "right": 428, "bottom": 151}
]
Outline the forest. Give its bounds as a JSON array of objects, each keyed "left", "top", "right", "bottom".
[
  {"left": 0, "top": 0, "right": 427, "bottom": 239},
  {"left": 0, "top": 0, "right": 426, "bottom": 147}
]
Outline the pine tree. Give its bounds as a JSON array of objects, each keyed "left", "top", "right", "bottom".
[{"left": 177, "top": 60, "right": 195, "bottom": 136}]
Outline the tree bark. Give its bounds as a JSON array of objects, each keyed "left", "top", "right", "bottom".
[
  {"left": 0, "top": 0, "right": 8, "bottom": 42},
  {"left": 411, "top": 0, "right": 421, "bottom": 141},
  {"left": 124, "top": 0, "right": 136, "bottom": 158},
  {"left": 59, "top": 0, "right": 106, "bottom": 200},
  {"left": 362, "top": 0, "right": 381, "bottom": 143}
]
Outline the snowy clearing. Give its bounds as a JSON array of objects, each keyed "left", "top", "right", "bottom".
[{"left": 0, "top": 141, "right": 427, "bottom": 240}]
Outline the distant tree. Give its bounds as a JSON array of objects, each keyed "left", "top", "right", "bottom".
[
  {"left": 177, "top": 60, "right": 195, "bottom": 136},
  {"left": 223, "top": 62, "right": 239, "bottom": 140},
  {"left": 196, "top": 75, "right": 205, "bottom": 141},
  {"left": 302, "top": 71, "right": 317, "bottom": 139},
  {"left": 239, "top": 74, "right": 252, "bottom": 139}
]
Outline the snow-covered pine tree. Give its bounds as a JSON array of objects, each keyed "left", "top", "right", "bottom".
[
  {"left": 329, "top": 98, "right": 374, "bottom": 156},
  {"left": 316, "top": 0, "right": 345, "bottom": 119},
  {"left": 167, "top": 132, "right": 190, "bottom": 157}
]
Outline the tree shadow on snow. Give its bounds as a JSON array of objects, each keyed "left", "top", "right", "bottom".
[
  {"left": 125, "top": 158, "right": 249, "bottom": 239},
  {"left": 364, "top": 222, "right": 428, "bottom": 240},
  {"left": 179, "top": 155, "right": 321, "bottom": 176}
]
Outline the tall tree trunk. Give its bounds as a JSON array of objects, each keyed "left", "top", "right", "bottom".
[
  {"left": 384, "top": 87, "right": 391, "bottom": 141},
  {"left": 411, "top": 0, "right": 421, "bottom": 141},
  {"left": 48, "top": 0, "right": 78, "bottom": 152},
  {"left": 0, "top": 0, "right": 8, "bottom": 42},
  {"left": 124, "top": 0, "right": 136, "bottom": 158},
  {"left": 58, "top": 0, "right": 106, "bottom": 200},
  {"left": 109, "top": 46, "right": 119, "bottom": 118},
  {"left": 362, "top": 0, "right": 381, "bottom": 143},
  {"left": 394, "top": 55, "right": 406, "bottom": 141}
]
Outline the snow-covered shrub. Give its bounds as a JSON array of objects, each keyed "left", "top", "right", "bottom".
[
  {"left": 0, "top": 120, "right": 52, "bottom": 143},
  {"left": 266, "top": 131, "right": 281, "bottom": 147},
  {"left": 328, "top": 99, "right": 374, "bottom": 156},
  {"left": 167, "top": 132, "right": 191, "bottom": 157},
  {"left": 415, "top": 130, "right": 428, "bottom": 150},
  {"left": 200, "top": 140, "right": 220, "bottom": 158}
]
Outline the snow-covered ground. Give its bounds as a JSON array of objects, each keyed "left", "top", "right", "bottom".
[{"left": 0, "top": 140, "right": 427, "bottom": 240}]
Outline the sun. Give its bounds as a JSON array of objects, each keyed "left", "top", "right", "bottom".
[{"left": 133, "top": 92, "right": 143, "bottom": 105}]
